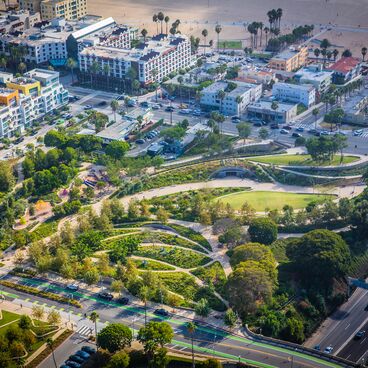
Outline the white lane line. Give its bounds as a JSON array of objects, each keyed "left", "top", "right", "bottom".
[
  {"left": 360, "top": 337, "right": 366, "bottom": 345},
  {"left": 345, "top": 323, "right": 351, "bottom": 330}
]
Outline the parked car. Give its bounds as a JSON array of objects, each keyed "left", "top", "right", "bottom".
[
  {"left": 154, "top": 308, "right": 170, "bottom": 317},
  {"left": 140, "top": 101, "right": 149, "bottom": 108},
  {"left": 280, "top": 129, "right": 289, "bottom": 134},
  {"left": 135, "top": 139, "right": 145, "bottom": 144},
  {"left": 65, "top": 361, "right": 81, "bottom": 368},
  {"left": 354, "top": 330, "right": 365, "bottom": 340},
  {"left": 117, "top": 297, "right": 130, "bottom": 305},
  {"left": 292, "top": 132, "right": 302, "bottom": 138},
  {"left": 69, "top": 355, "right": 84, "bottom": 364},
  {"left": 296, "top": 127, "right": 304, "bottom": 132},
  {"left": 324, "top": 346, "right": 333, "bottom": 354},
  {"left": 151, "top": 104, "right": 160, "bottom": 110},
  {"left": 165, "top": 106, "right": 174, "bottom": 112},
  {"left": 83, "top": 105, "right": 93, "bottom": 110},
  {"left": 231, "top": 116, "right": 240, "bottom": 121},
  {"left": 98, "top": 292, "right": 113, "bottom": 301},
  {"left": 75, "top": 350, "right": 91, "bottom": 360},
  {"left": 270, "top": 124, "right": 279, "bottom": 129},
  {"left": 253, "top": 122, "right": 262, "bottom": 127},
  {"left": 81, "top": 346, "right": 96, "bottom": 355},
  {"left": 66, "top": 284, "right": 79, "bottom": 291},
  {"left": 314, "top": 345, "right": 320, "bottom": 351},
  {"left": 354, "top": 129, "right": 363, "bottom": 136},
  {"left": 282, "top": 125, "right": 292, "bottom": 130},
  {"left": 308, "top": 128, "right": 317, "bottom": 134},
  {"left": 320, "top": 130, "right": 329, "bottom": 136}
]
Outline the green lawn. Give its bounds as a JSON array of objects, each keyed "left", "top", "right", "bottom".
[
  {"left": 0, "top": 310, "right": 20, "bottom": 327},
  {"left": 218, "top": 40, "right": 242, "bottom": 49},
  {"left": 216, "top": 191, "right": 335, "bottom": 211},
  {"left": 133, "top": 258, "right": 175, "bottom": 271},
  {"left": 250, "top": 154, "right": 359, "bottom": 166}
]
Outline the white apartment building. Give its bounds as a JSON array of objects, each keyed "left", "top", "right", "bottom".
[
  {"left": 0, "top": 69, "right": 68, "bottom": 138},
  {"left": 200, "top": 80, "right": 262, "bottom": 116},
  {"left": 78, "top": 34, "right": 193, "bottom": 84},
  {"left": 272, "top": 82, "right": 316, "bottom": 108},
  {"left": 294, "top": 64, "right": 333, "bottom": 95}
]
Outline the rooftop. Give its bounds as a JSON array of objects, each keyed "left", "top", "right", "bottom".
[
  {"left": 96, "top": 120, "right": 136, "bottom": 140},
  {"left": 25, "top": 68, "right": 59, "bottom": 80},
  {"left": 329, "top": 57, "right": 360, "bottom": 74},
  {"left": 294, "top": 66, "right": 333, "bottom": 82},
  {"left": 273, "top": 82, "right": 315, "bottom": 92},
  {"left": 0, "top": 88, "right": 17, "bottom": 96},
  {"left": 248, "top": 100, "right": 298, "bottom": 112},
  {"left": 9, "top": 77, "right": 38, "bottom": 85}
]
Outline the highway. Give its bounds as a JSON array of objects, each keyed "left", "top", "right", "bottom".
[{"left": 0, "top": 274, "right": 347, "bottom": 368}]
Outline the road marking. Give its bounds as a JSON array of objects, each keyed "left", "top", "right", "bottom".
[
  {"left": 179, "top": 347, "right": 187, "bottom": 351},
  {"left": 360, "top": 337, "right": 366, "bottom": 344},
  {"left": 77, "top": 325, "right": 92, "bottom": 337},
  {"left": 344, "top": 323, "right": 351, "bottom": 330}
]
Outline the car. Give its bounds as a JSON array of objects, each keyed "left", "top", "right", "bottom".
[
  {"left": 81, "top": 346, "right": 96, "bottom": 355},
  {"left": 314, "top": 345, "right": 321, "bottom": 351},
  {"left": 231, "top": 116, "right": 240, "bottom": 121},
  {"left": 292, "top": 132, "right": 302, "bottom": 138},
  {"left": 354, "top": 129, "right": 363, "bottom": 136},
  {"left": 60, "top": 365, "right": 70, "bottom": 368},
  {"left": 253, "top": 122, "right": 262, "bottom": 127},
  {"left": 270, "top": 124, "right": 279, "bottom": 129},
  {"left": 320, "top": 130, "right": 329, "bottom": 136},
  {"left": 296, "top": 127, "right": 304, "bottom": 132},
  {"left": 135, "top": 139, "right": 145, "bottom": 145},
  {"left": 179, "top": 109, "right": 191, "bottom": 115},
  {"left": 75, "top": 350, "right": 91, "bottom": 360},
  {"left": 354, "top": 330, "right": 366, "bottom": 339},
  {"left": 151, "top": 104, "right": 160, "bottom": 110},
  {"left": 98, "top": 101, "right": 107, "bottom": 106},
  {"left": 154, "top": 308, "right": 170, "bottom": 317},
  {"left": 15, "top": 137, "right": 24, "bottom": 144},
  {"left": 193, "top": 110, "right": 201, "bottom": 116},
  {"left": 140, "top": 101, "right": 149, "bottom": 108},
  {"left": 65, "top": 113, "right": 73, "bottom": 119},
  {"left": 83, "top": 105, "right": 92, "bottom": 110},
  {"left": 282, "top": 125, "right": 292, "bottom": 130},
  {"left": 65, "top": 361, "right": 81, "bottom": 368},
  {"left": 117, "top": 297, "right": 130, "bottom": 305},
  {"left": 69, "top": 355, "right": 84, "bottom": 364},
  {"left": 73, "top": 96, "right": 80, "bottom": 101},
  {"left": 280, "top": 129, "right": 289, "bottom": 134},
  {"left": 66, "top": 284, "right": 79, "bottom": 291},
  {"left": 98, "top": 292, "right": 113, "bottom": 301},
  {"left": 308, "top": 128, "right": 317, "bottom": 134},
  {"left": 324, "top": 346, "right": 333, "bottom": 354},
  {"left": 165, "top": 106, "right": 174, "bottom": 112}
]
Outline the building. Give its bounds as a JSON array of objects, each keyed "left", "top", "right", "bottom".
[
  {"left": 328, "top": 57, "right": 362, "bottom": 85},
  {"left": 79, "top": 33, "right": 193, "bottom": 84},
  {"left": 294, "top": 64, "right": 333, "bottom": 95},
  {"left": 272, "top": 82, "right": 316, "bottom": 107},
  {"left": 247, "top": 100, "right": 298, "bottom": 124},
  {"left": 268, "top": 46, "right": 308, "bottom": 72},
  {"left": 0, "top": 69, "right": 68, "bottom": 138},
  {"left": 0, "top": 10, "right": 41, "bottom": 33},
  {"left": 19, "top": 0, "right": 87, "bottom": 20},
  {"left": 200, "top": 80, "right": 262, "bottom": 116}
]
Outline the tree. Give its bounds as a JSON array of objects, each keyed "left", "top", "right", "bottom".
[
  {"left": 106, "top": 140, "right": 129, "bottom": 160},
  {"left": 138, "top": 321, "right": 173, "bottom": 360},
  {"left": 202, "top": 29, "right": 208, "bottom": 54},
  {"left": 157, "top": 12, "right": 164, "bottom": 34},
  {"left": 156, "top": 207, "right": 169, "bottom": 223},
  {"left": 141, "top": 28, "right": 148, "bottom": 42},
  {"left": 47, "top": 310, "right": 61, "bottom": 325},
  {"left": 195, "top": 298, "right": 210, "bottom": 317},
  {"left": 287, "top": 229, "right": 350, "bottom": 287},
  {"left": 97, "top": 323, "right": 132, "bottom": 353},
  {"left": 18, "top": 62, "right": 26, "bottom": 74},
  {"left": 44, "top": 130, "right": 65, "bottom": 147},
  {"left": 227, "top": 260, "right": 274, "bottom": 317},
  {"left": 259, "top": 127, "right": 269, "bottom": 140},
  {"left": 312, "top": 107, "right": 319, "bottom": 129},
  {"left": 186, "top": 322, "right": 196, "bottom": 368},
  {"left": 89, "top": 311, "right": 99, "bottom": 340},
  {"left": 271, "top": 101, "right": 278, "bottom": 111},
  {"left": 342, "top": 49, "right": 352, "bottom": 57},
  {"left": 47, "top": 338, "right": 57, "bottom": 368},
  {"left": 107, "top": 350, "right": 130, "bottom": 368},
  {"left": 362, "top": 47, "right": 367, "bottom": 61},
  {"left": 0, "top": 161, "right": 15, "bottom": 192},
  {"left": 198, "top": 358, "right": 222, "bottom": 368},
  {"left": 215, "top": 24, "right": 222, "bottom": 52},
  {"left": 224, "top": 308, "right": 237, "bottom": 329},
  {"left": 236, "top": 122, "right": 251, "bottom": 145},
  {"left": 110, "top": 99, "right": 119, "bottom": 122},
  {"left": 139, "top": 285, "right": 151, "bottom": 326},
  {"left": 32, "top": 305, "right": 45, "bottom": 320},
  {"left": 164, "top": 16, "right": 170, "bottom": 34},
  {"left": 248, "top": 218, "right": 278, "bottom": 245},
  {"left": 67, "top": 58, "right": 77, "bottom": 83}
]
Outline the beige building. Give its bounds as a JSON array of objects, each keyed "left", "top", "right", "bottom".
[
  {"left": 268, "top": 46, "right": 308, "bottom": 72},
  {"left": 19, "top": 0, "right": 87, "bottom": 20}
]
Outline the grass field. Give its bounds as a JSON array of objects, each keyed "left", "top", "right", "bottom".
[
  {"left": 216, "top": 191, "right": 334, "bottom": 211},
  {"left": 250, "top": 154, "right": 359, "bottom": 166},
  {"left": 218, "top": 40, "right": 242, "bottom": 49}
]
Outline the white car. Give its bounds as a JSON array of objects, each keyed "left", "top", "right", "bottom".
[
  {"left": 324, "top": 346, "right": 333, "bottom": 354},
  {"left": 353, "top": 129, "right": 363, "bottom": 136}
]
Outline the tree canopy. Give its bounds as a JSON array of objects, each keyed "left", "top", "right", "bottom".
[
  {"left": 248, "top": 218, "right": 278, "bottom": 245},
  {"left": 97, "top": 323, "right": 132, "bottom": 353}
]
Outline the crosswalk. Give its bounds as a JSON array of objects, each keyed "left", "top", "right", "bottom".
[{"left": 77, "top": 325, "right": 93, "bottom": 337}]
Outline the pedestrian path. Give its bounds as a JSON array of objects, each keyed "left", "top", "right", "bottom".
[{"left": 76, "top": 325, "right": 93, "bottom": 337}]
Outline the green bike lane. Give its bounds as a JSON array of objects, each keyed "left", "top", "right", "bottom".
[{"left": 1, "top": 276, "right": 345, "bottom": 368}]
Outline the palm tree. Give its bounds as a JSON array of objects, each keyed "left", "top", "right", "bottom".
[
  {"left": 217, "top": 90, "right": 226, "bottom": 115},
  {"left": 66, "top": 57, "right": 77, "bottom": 83},
  {"left": 201, "top": 29, "right": 208, "bottom": 54},
  {"left": 276, "top": 8, "right": 283, "bottom": 29},
  {"left": 151, "top": 68, "right": 159, "bottom": 101},
  {"left": 0, "top": 56, "right": 7, "bottom": 71},
  {"left": 186, "top": 322, "right": 196, "bottom": 368},
  {"left": 271, "top": 101, "right": 279, "bottom": 111},
  {"left": 18, "top": 62, "right": 26, "bottom": 75},
  {"left": 47, "top": 338, "right": 57, "bottom": 368},
  {"left": 90, "top": 61, "right": 100, "bottom": 87},
  {"left": 264, "top": 27, "right": 269, "bottom": 46},
  {"left": 362, "top": 47, "right": 367, "bottom": 61},
  {"left": 139, "top": 286, "right": 150, "bottom": 326},
  {"left": 235, "top": 95, "right": 243, "bottom": 117},
  {"left": 157, "top": 12, "right": 164, "bottom": 34},
  {"left": 314, "top": 48, "right": 320, "bottom": 59},
  {"left": 258, "top": 22, "right": 263, "bottom": 47},
  {"left": 110, "top": 99, "right": 119, "bottom": 122},
  {"left": 153, "top": 14, "right": 159, "bottom": 35},
  {"left": 164, "top": 16, "right": 170, "bottom": 35},
  {"left": 89, "top": 311, "right": 99, "bottom": 343},
  {"left": 177, "top": 75, "right": 184, "bottom": 102},
  {"left": 332, "top": 49, "right": 339, "bottom": 61},
  {"left": 141, "top": 28, "right": 148, "bottom": 42},
  {"left": 103, "top": 64, "right": 110, "bottom": 89},
  {"left": 215, "top": 24, "right": 222, "bottom": 52},
  {"left": 312, "top": 107, "right": 319, "bottom": 129}
]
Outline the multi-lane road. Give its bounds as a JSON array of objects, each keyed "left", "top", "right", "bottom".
[{"left": 0, "top": 274, "right": 348, "bottom": 368}]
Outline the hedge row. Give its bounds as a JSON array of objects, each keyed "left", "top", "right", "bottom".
[{"left": 0, "top": 280, "right": 82, "bottom": 308}]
